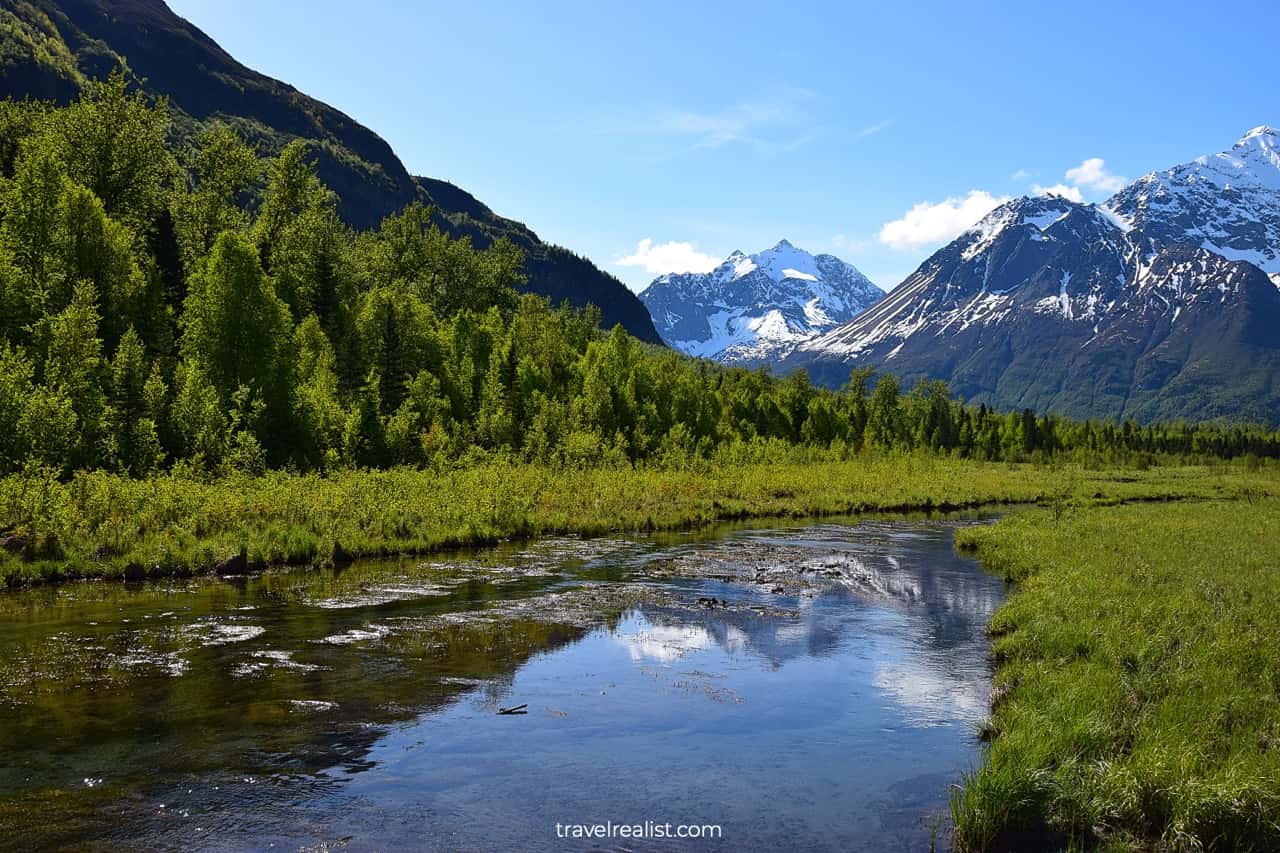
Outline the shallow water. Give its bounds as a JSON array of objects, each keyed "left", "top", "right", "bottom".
[{"left": 0, "top": 515, "right": 1005, "bottom": 851}]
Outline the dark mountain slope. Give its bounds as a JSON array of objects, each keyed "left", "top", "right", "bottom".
[
  {"left": 2, "top": 0, "right": 417, "bottom": 227},
  {"left": 784, "top": 195, "right": 1280, "bottom": 424},
  {"left": 0, "top": 0, "right": 660, "bottom": 341}
]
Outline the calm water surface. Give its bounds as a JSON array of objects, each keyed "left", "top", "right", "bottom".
[{"left": 0, "top": 516, "right": 1005, "bottom": 851}]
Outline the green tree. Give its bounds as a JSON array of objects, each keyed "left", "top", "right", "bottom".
[
  {"left": 843, "top": 366, "right": 876, "bottom": 449},
  {"left": 344, "top": 369, "right": 388, "bottom": 468},
  {"left": 0, "top": 143, "right": 65, "bottom": 325},
  {"left": 355, "top": 202, "right": 523, "bottom": 316},
  {"left": 356, "top": 286, "right": 433, "bottom": 413},
  {"left": 44, "top": 280, "right": 106, "bottom": 467},
  {"left": 170, "top": 359, "right": 227, "bottom": 467},
  {"left": 868, "top": 373, "right": 903, "bottom": 450},
  {"left": 293, "top": 315, "right": 347, "bottom": 466},
  {"left": 105, "top": 328, "right": 163, "bottom": 474},
  {"left": 179, "top": 231, "right": 295, "bottom": 453},
  {"left": 172, "top": 122, "right": 261, "bottom": 274},
  {"left": 269, "top": 198, "right": 359, "bottom": 390},
  {"left": 41, "top": 72, "right": 174, "bottom": 231},
  {"left": 253, "top": 139, "right": 324, "bottom": 274},
  {"left": 0, "top": 344, "right": 36, "bottom": 470},
  {"left": 58, "top": 182, "right": 147, "bottom": 347},
  {"left": 0, "top": 99, "right": 47, "bottom": 179}
]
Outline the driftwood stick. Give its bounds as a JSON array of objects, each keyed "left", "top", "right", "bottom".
[{"left": 498, "top": 703, "right": 528, "bottom": 715}]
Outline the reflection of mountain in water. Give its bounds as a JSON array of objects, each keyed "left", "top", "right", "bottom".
[
  {"left": 636, "top": 522, "right": 1005, "bottom": 666},
  {"left": 625, "top": 521, "right": 1005, "bottom": 725}
]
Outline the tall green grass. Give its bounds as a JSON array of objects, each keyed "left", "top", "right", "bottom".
[
  {"left": 953, "top": 492, "right": 1280, "bottom": 851},
  {"left": 0, "top": 456, "right": 1258, "bottom": 587}
]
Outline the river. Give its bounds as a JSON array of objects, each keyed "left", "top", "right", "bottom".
[{"left": 0, "top": 514, "right": 1005, "bottom": 851}]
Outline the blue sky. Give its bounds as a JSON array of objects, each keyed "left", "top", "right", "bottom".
[{"left": 169, "top": 0, "right": 1279, "bottom": 293}]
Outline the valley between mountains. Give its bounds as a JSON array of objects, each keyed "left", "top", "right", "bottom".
[{"left": 3, "top": 3, "right": 1280, "bottom": 852}]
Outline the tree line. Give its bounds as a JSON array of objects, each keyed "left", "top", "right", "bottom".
[{"left": 0, "top": 75, "right": 1277, "bottom": 478}]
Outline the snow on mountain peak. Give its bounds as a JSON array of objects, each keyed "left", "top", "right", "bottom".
[
  {"left": 1237, "top": 125, "right": 1279, "bottom": 146},
  {"left": 1105, "top": 124, "right": 1280, "bottom": 275},
  {"left": 972, "top": 195, "right": 1074, "bottom": 234},
  {"left": 754, "top": 240, "right": 821, "bottom": 282},
  {"left": 638, "top": 241, "right": 883, "bottom": 364},
  {"left": 1228, "top": 125, "right": 1280, "bottom": 176},
  {"left": 958, "top": 195, "right": 1084, "bottom": 261}
]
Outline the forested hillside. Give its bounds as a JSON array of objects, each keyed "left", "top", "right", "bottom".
[{"left": 0, "top": 0, "right": 662, "bottom": 341}]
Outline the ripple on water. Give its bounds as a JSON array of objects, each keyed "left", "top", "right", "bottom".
[
  {"left": 287, "top": 699, "right": 337, "bottom": 713},
  {"left": 114, "top": 648, "right": 190, "bottom": 677},
  {"left": 312, "top": 583, "right": 453, "bottom": 609},
  {"left": 232, "top": 650, "right": 324, "bottom": 678},
  {"left": 314, "top": 625, "right": 394, "bottom": 646},
  {"left": 182, "top": 621, "right": 266, "bottom": 647}
]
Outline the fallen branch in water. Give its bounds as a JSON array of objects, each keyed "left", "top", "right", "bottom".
[{"left": 498, "top": 703, "right": 528, "bottom": 715}]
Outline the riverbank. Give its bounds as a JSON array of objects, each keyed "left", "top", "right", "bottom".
[
  {"left": 951, "top": 491, "right": 1280, "bottom": 851},
  {"left": 0, "top": 457, "right": 1264, "bottom": 587}
]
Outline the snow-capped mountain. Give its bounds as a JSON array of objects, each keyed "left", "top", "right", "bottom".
[
  {"left": 784, "top": 189, "right": 1280, "bottom": 424},
  {"left": 638, "top": 240, "right": 883, "bottom": 365},
  {"left": 1105, "top": 126, "right": 1280, "bottom": 286}
]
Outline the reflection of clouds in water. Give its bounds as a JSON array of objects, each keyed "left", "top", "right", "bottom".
[
  {"left": 615, "top": 622, "right": 748, "bottom": 663},
  {"left": 872, "top": 657, "right": 989, "bottom": 727}
]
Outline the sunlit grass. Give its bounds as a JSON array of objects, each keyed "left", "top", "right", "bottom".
[
  {"left": 0, "top": 455, "right": 1266, "bottom": 587},
  {"left": 953, "top": 492, "right": 1280, "bottom": 851}
]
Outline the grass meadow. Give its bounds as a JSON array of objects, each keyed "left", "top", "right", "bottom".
[{"left": 952, "top": 490, "right": 1280, "bottom": 851}]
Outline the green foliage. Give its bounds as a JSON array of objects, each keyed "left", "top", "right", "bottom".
[
  {"left": 953, "top": 495, "right": 1280, "bottom": 851},
  {"left": 1, "top": 139, "right": 64, "bottom": 324},
  {"left": 43, "top": 280, "right": 104, "bottom": 467},
  {"left": 292, "top": 315, "right": 345, "bottom": 465},
  {"left": 38, "top": 72, "right": 174, "bottom": 231},
  {"left": 170, "top": 359, "right": 226, "bottom": 466},
  {"left": 0, "top": 84, "right": 1279, "bottom": 485},
  {"left": 179, "top": 230, "right": 293, "bottom": 455},
  {"left": 0, "top": 456, "right": 1265, "bottom": 588},
  {"left": 171, "top": 121, "right": 260, "bottom": 275},
  {"left": 355, "top": 201, "right": 523, "bottom": 316},
  {"left": 106, "top": 328, "right": 162, "bottom": 475}
]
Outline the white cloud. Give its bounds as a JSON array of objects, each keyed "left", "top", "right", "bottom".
[
  {"left": 830, "top": 233, "right": 870, "bottom": 253},
  {"left": 854, "top": 119, "right": 893, "bottom": 140},
  {"left": 1033, "top": 183, "right": 1085, "bottom": 203},
  {"left": 1010, "top": 168, "right": 1031, "bottom": 181},
  {"left": 1064, "top": 157, "right": 1127, "bottom": 192},
  {"left": 657, "top": 106, "right": 778, "bottom": 149},
  {"left": 635, "top": 87, "right": 816, "bottom": 152},
  {"left": 614, "top": 238, "right": 721, "bottom": 275},
  {"left": 878, "top": 190, "right": 1009, "bottom": 250}
]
